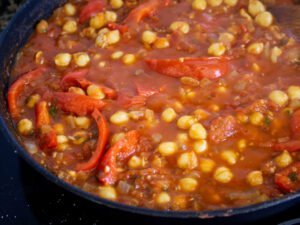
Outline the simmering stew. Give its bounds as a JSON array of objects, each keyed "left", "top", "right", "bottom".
[{"left": 8, "top": 0, "right": 300, "bottom": 211}]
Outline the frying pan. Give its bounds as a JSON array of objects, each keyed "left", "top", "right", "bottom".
[{"left": 0, "top": 0, "right": 300, "bottom": 224}]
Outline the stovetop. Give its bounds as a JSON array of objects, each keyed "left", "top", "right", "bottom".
[{"left": 1, "top": 1, "right": 300, "bottom": 225}]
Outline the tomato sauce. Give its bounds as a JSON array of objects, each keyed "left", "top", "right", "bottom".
[{"left": 8, "top": 0, "right": 300, "bottom": 211}]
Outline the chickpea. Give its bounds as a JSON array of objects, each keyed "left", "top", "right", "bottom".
[
  {"left": 221, "top": 150, "right": 238, "bottom": 165},
  {"left": 111, "top": 132, "right": 125, "bottom": 145},
  {"left": 270, "top": 46, "right": 282, "bottom": 63},
  {"left": 26, "top": 94, "right": 41, "bottom": 108},
  {"left": 158, "top": 142, "right": 178, "bottom": 156},
  {"left": 57, "top": 135, "right": 69, "bottom": 144},
  {"left": 207, "top": 0, "right": 223, "bottom": 7},
  {"left": 193, "top": 109, "right": 210, "bottom": 121},
  {"left": 17, "top": 119, "right": 33, "bottom": 136},
  {"left": 57, "top": 143, "right": 69, "bottom": 151},
  {"left": 105, "top": 11, "right": 118, "bottom": 23},
  {"left": 177, "top": 115, "right": 197, "bottom": 130},
  {"left": 240, "top": 8, "right": 252, "bottom": 21},
  {"left": 189, "top": 123, "right": 207, "bottom": 140},
  {"left": 287, "top": 86, "right": 300, "bottom": 100},
  {"left": 99, "top": 186, "right": 117, "bottom": 200},
  {"left": 193, "top": 140, "right": 208, "bottom": 154},
  {"left": 54, "top": 53, "right": 72, "bottom": 67},
  {"left": 208, "top": 42, "right": 226, "bottom": 56},
  {"left": 170, "top": 21, "right": 190, "bottom": 34},
  {"left": 247, "top": 42, "right": 264, "bottom": 55},
  {"left": 255, "top": 11, "right": 273, "bottom": 28},
  {"left": 224, "top": 0, "right": 238, "bottom": 6},
  {"left": 275, "top": 150, "right": 293, "bottom": 168},
  {"left": 237, "top": 139, "right": 247, "bottom": 150},
  {"left": 269, "top": 90, "right": 289, "bottom": 107},
  {"left": 192, "top": 0, "right": 207, "bottom": 11},
  {"left": 154, "top": 37, "right": 170, "bottom": 49},
  {"left": 110, "top": 0, "right": 124, "bottom": 9},
  {"left": 141, "top": 30, "right": 157, "bottom": 45},
  {"left": 106, "top": 30, "right": 121, "bottom": 45},
  {"left": 110, "top": 111, "right": 129, "bottom": 125},
  {"left": 214, "top": 167, "right": 233, "bottom": 183},
  {"left": 248, "top": 0, "right": 265, "bottom": 17},
  {"left": 247, "top": 171, "right": 263, "bottom": 186},
  {"left": 179, "top": 177, "right": 198, "bottom": 192},
  {"left": 68, "top": 87, "right": 86, "bottom": 95},
  {"left": 63, "top": 20, "right": 78, "bottom": 34},
  {"left": 111, "top": 51, "right": 124, "bottom": 60},
  {"left": 74, "top": 117, "right": 91, "bottom": 129},
  {"left": 177, "top": 151, "right": 198, "bottom": 169},
  {"left": 176, "top": 133, "right": 189, "bottom": 145},
  {"left": 156, "top": 192, "right": 171, "bottom": 205},
  {"left": 73, "top": 52, "right": 90, "bottom": 67},
  {"left": 128, "top": 155, "right": 142, "bottom": 169},
  {"left": 87, "top": 84, "right": 105, "bottom": 100},
  {"left": 35, "top": 51, "right": 45, "bottom": 65},
  {"left": 219, "top": 32, "right": 235, "bottom": 47},
  {"left": 122, "top": 54, "right": 136, "bottom": 65},
  {"left": 90, "top": 13, "right": 106, "bottom": 29},
  {"left": 64, "top": 3, "right": 77, "bottom": 16},
  {"left": 53, "top": 123, "right": 64, "bottom": 135},
  {"left": 81, "top": 27, "right": 97, "bottom": 39},
  {"left": 36, "top": 20, "right": 48, "bottom": 33},
  {"left": 161, "top": 108, "right": 177, "bottom": 123},
  {"left": 249, "top": 112, "right": 264, "bottom": 126},
  {"left": 129, "top": 111, "right": 144, "bottom": 120},
  {"left": 199, "top": 158, "right": 215, "bottom": 173}
]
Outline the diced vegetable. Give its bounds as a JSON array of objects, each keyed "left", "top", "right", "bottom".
[{"left": 275, "top": 162, "right": 300, "bottom": 193}]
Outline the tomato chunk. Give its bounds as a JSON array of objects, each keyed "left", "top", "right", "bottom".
[
  {"left": 291, "top": 109, "right": 300, "bottom": 138},
  {"left": 275, "top": 162, "right": 300, "bottom": 193},
  {"left": 53, "top": 92, "right": 106, "bottom": 116},
  {"left": 97, "top": 130, "right": 140, "bottom": 185},
  {"left": 76, "top": 109, "right": 109, "bottom": 171},
  {"left": 146, "top": 57, "right": 230, "bottom": 80},
  {"left": 273, "top": 140, "right": 300, "bottom": 152},
  {"left": 79, "top": 0, "right": 105, "bottom": 24},
  {"left": 8, "top": 67, "right": 47, "bottom": 119}
]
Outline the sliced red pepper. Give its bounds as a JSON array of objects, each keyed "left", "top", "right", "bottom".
[
  {"left": 53, "top": 92, "right": 106, "bottom": 116},
  {"left": 124, "top": 0, "right": 171, "bottom": 24},
  {"left": 8, "top": 67, "right": 47, "bottom": 119},
  {"left": 291, "top": 109, "right": 300, "bottom": 138},
  {"left": 61, "top": 69, "right": 117, "bottom": 99},
  {"left": 97, "top": 130, "right": 140, "bottom": 185},
  {"left": 107, "top": 22, "right": 129, "bottom": 34},
  {"left": 76, "top": 109, "right": 109, "bottom": 171},
  {"left": 275, "top": 162, "right": 300, "bottom": 193},
  {"left": 35, "top": 101, "right": 57, "bottom": 150},
  {"left": 146, "top": 57, "right": 230, "bottom": 80},
  {"left": 79, "top": 0, "right": 105, "bottom": 24},
  {"left": 273, "top": 140, "right": 300, "bottom": 152}
]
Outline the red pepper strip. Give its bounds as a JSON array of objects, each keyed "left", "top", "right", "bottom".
[
  {"left": 291, "top": 109, "right": 300, "bottom": 138},
  {"left": 97, "top": 130, "right": 140, "bottom": 185},
  {"left": 76, "top": 109, "right": 109, "bottom": 171},
  {"left": 35, "top": 101, "right": 57, "bottom": 150},
  {"left": 53, "top": 92, "right": 106, "bottom": 116},
  {"left": 273, "top": 140, "right": 300, "bottom": 152},
  {"left": 107, "top": 22, "right": 129, "bottom": 34},
  {"left": 146, "top": 57, "right": 230, "bottom": 80},
  {"left": 61, "top": 69, "right": 117, "bottom": 99},
  {"left": 275, "top": 162, "right": 300, "bottom": 193},
  {"left": 79, "top": 0, "right": 105, "bottom": 24},
  {"left": 124, "top": 0, "right": 171, "bottom": 24},
  {"left": 8, "top": 67, "right": 47, "bottom": 119}
]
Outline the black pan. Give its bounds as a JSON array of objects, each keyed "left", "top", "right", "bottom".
[{"left": 0, "top": 0, "right": 300, "bottom": 224}]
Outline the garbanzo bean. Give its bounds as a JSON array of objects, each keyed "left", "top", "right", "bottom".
[
  {"left": 247, "top": 42, "right": 264, "bottom": 55},
  {"left": 237, "top": 139, "right": 247, "bottom": 150},
  {"left": 74, "top": 117, "right": 91, "bottom": 129},
  {"left": 177, "top": 115, "right": 197, "bottom": 130},
  {"left": 177, "top": 133, "right": 189, "bottom": 145},
  {"left": 54, "top": 53, "right": 72, "bottom": 67},
  {"left": 270, "top": 46, "right": 282, "bottom": 63},
  {"left": 179, "top": 177, "right": 198, "bottom": 192},
  {"left": 110, "top": 0, "right": 124, "bottom": 9},
  {"left": 214, "top": 167, "right": 233, "bottom": 183},
  {"left": 192, "top": 0, "right": 207, "bottom": 10},
  {"left": 221, "top": 150, "right": 238, "bottom": 165},
  {"left": 224, "top": 0, "right": 238, "bottom": 6},
  {"left": 111, "top": 51, "right": 124, "bottom": 59},
  {"left": 158, "top": 142, "right": 178, "bottom": 156},
  {"left": 268, "top": 90, "right": 289, "bottom": 107},
  {"left": 62, "top": 20, "right": 78, "bottom": 34},
  {"left": 73, "top": 52, "right": 90, "bottom": 67},
  {"left": 64, "top": 3, "right": 77, "bottom": 16},
  {"left": 87, "top": 84, "right": 105, "bottom": 100},
  {"left": 68, "top": 87, "right": 86, "bottom": 95},
  {"left": 53, "top": 123, "right": 64, "bottom": 135},
  {"left": 154, "top": 37, "right": 170, "bottom": 49},
  {"left": 71, "top": 131, "right": 89, "bottom": 145},
  {"left": 193, "top": 140, "right": 208, "bottom": 153},
  {"left": 249, "top": 112, "right": 264, "bottom": 126},
  {"left": 188, "top": 123, "right": 207, "bottom": 140},
  {"left": 106, "top": 30, "right": 121, "bottom": 45},
  {"left": 57, "top": 135, "right": 69, "bottom": 144},
  {"left": 156, "top": 192, "right": 171, "bottom": 205},
  {"left": 255, "top": 11, "right": 273, "bottom": 27},
  {"left": 199, "top": 158, "right": 215, "bottom": 173},
  {"left": 287, "top": 86, "right": 300, "bottom": 100},
  {"left": 177, "top": 151, "right": 198, "bottom": 169},
  {"left": 110, "top": 111, "right": 130, "bottom": 125},
  {"left": 208, "top": 42, "right": 226, "bottom": 56},
  {"left": 161, "top": 107, "right": 177, "bottom": 123},
  {"left": 247, "top": 171, "right": 263, "bottom": 186},
  {"left": 248, "top": 0, "right": 265, "bottom": 17},
  {"left": 17, "top": 119, "right": 33, "bottom": 136},
  {"left": 122, "top": 54, "right": 136, "bottom": 65},
  {"left": 90, "top": 13, "right": 106, "bottom": 29},
  {"left": 110, "top": 132, "right": 125, "bottom": 145},
  {"left": 36, "top": 20, "right": 48, "bottom": 33},
  {"left": 99, "top": 186, "right": 117, "bottom": 200},
  {"left": 170, "top": 21, "right": 190, "bottom": 34},
  {"left": 207, "top": 0, "right": 223, "bottom": 7},
  {"left": 128, "top": 156, "right": 142, "bottom": 169},
  {"left": 275, "top": 150, "right": 293, "bottom": 168},
  {"left": 141, "top": 30, "right": 157, "bottom": 45},
  {"left": 26, "top": 94, "right": 41, "bottom": 108},
  {"left": 105, "top": 11, "right": 118, "bottom": 22}
]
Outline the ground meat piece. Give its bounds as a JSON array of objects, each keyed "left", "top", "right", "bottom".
[{"left": 209, "top": 115, "right": 239, "bottom": 143}]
